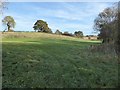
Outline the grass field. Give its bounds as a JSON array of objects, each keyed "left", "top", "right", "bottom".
[{"left": 2, "top": 32, "right": 118, "bottom": 88}]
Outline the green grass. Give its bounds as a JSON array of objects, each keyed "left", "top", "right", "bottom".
[{"left": 2, "top": 32, "right": 118, "bottom": 88}]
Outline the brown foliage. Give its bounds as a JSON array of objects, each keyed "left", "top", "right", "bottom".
[{"left": 88, "top": 43, "right": 116, "bottom": 54}]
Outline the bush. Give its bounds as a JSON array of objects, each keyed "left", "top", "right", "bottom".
[
  {"left": 62, "top": 31, "right": 74, "bottom": 37},
  {"left": 55, "top": 30, "right": 62, "bottom": 35},
  {"left": 8, "top": 29, "right": 14, "bottom": 32},
  {"left": 74, "top": 31, "right": 83, "bottom": 38}
]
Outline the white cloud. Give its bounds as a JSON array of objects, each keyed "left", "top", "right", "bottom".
[
  {"left": 31, "top": 2, "right": 112, "bottom": 22},
  {"left": 0, "top": 2, "right": 114, "bottom": 35},
  {"left": 6, "top": 0, "right": 120, "bottom": 2},
  {"left": 33, "top": 2, "right": 112, "bottom": 34}
]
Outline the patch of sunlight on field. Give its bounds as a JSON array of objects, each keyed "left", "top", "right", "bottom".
[
  {"left": 2, "top": 32, "right": 101, "bottom": 43},
  {"left": 2, "top": 41, "right": 43, "bottom": 44}
]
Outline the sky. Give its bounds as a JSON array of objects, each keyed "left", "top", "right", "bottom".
[
  {"left": 2, "top": 0, "right": 120, "bottom": 2},
  {"left": 0, "top": 1, "right": 116, "bottom": 35}
]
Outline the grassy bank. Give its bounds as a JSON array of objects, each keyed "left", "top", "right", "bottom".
[{"left": 2, "top": 32, "right": 118, "bottom": 88}]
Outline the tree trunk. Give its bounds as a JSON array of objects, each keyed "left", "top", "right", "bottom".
[{"left": 7, "top": 23, "right": 10, "bottom": 32}]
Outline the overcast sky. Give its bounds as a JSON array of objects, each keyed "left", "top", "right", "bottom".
[{"left": 0, "top": 1, "right": 116, "bottom": 35}]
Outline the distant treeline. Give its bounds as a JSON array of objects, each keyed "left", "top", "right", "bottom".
[
  {"left": 12, "top": 30, "right": 84, "bottom": 38},
  {"left": 2, "top": 17, "right": 84, "bottom": 38}
]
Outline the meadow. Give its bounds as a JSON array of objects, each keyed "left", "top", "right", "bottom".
[{"left": 2, "top": 32, "right": 118, "bottom": 88}]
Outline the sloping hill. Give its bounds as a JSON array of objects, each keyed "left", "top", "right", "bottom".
[{"left": 2, "top": 32, "right": 118, "bottom": 88}]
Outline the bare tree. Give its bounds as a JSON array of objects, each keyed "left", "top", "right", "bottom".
[
  {"left": 0, "top": 0, "right": 7, "bottom": 14},
  {"left": 94, "top": 3, "right": 118, "bottom": 43}
]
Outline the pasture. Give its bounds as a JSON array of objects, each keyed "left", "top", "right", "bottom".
[{"left": 2, "top": 32, "right": 118, "bottom": 88}]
